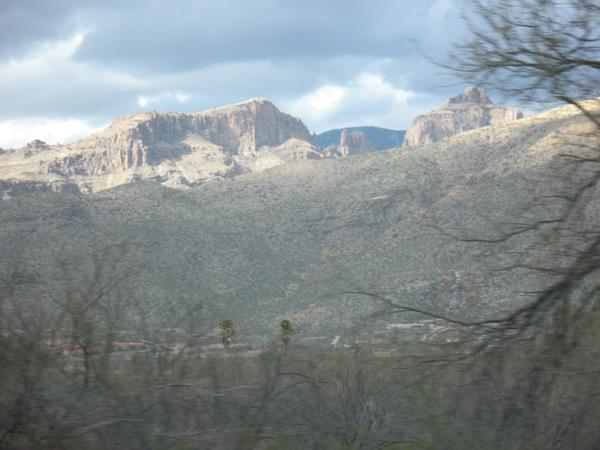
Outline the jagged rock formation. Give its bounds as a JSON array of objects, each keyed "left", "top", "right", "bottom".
[
  {"left": 322, "top": 129, "right": 377, "bottom": 158},
  {"left": 338, "top": 129, "right": 374, "bottom": 156},
  {"left": 403, "top": 87, "right": 523, "bottom": 147},
  {"left": 0, "top": 98, "right": 320, "bottom": 197}
]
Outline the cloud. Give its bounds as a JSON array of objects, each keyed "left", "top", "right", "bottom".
[
  {"left": 72, "top": 0, "right": 420, "bottom": 72},
  {"left": 286, "top": 73, "right": 417, "bottom": 132},
  {"left": 0, "top": 30, "right": 148, "bottom": 120},
  {"left": 289, "top": 85, "right": 346, "bottom": 122},
  {"left": 137, "top": 91, "right": 191, "bottom": 108},
  {"left": 0, "top": 0, "right": 84, "bottom": 59},
  {"left": 0, "top": 0, "right": 474, "bottom": 144},
  {"left": 0, "top": 117, "right": 104, "bottom": 148},
  {"left": 0, "top": 0, "right": 465, "bottom": 75}
]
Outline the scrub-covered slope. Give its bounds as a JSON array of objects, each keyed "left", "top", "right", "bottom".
[{"left": 1, "top": 100, "right": 597, "bottom": 342}]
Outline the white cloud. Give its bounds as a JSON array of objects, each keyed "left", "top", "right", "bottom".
[
  {"left": 176, "top": 93, "right": 190, "bottom": 103},
  {"left": 288, "top": 84, "right": 346, "bottom": 121},
  {"left": 0, "top": 31, "right": 196, "bottom": 146},
  {"left": 354, "top": 73, "right": 414, "bottom": 104},
  {"left": 285, "top": 73, "right": 416, "bottom": 132},
  {"left": 137, "top": 91, "right": 191, "bottom": 108},
  {"left": 2, "top": 30, "right": 141, "bottom": 88},
  {"left": 0, "top": 118, "right": 105, "bottom": 148},
  {"left": 0, "top": 31, "right": 148, "bottom": 118}
]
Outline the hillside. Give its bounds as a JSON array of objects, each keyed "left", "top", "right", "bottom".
[{"left": 1, "top": 100, "right": 598, "bottom": 343}]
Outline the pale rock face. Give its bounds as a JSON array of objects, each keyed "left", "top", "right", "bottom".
[
  {"left": 338, "top": 129, "right": 374, "bottom": 156},
  {"left": 0, "top": 98, "right": 317, "bottom": 197},
  {"left": 403, "top": 87, "right": 523, "bottom": 147},
  {"left": 322, "top": 129, "right": 375, "bottom": 158},
  {"left": 246, "top": 138, "right": 324, "bottom": 172}
]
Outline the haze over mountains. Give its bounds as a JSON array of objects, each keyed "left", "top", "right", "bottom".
[
  {"left": 0, "top": 88, "right": 520, "bottom": 198},
  {"left": 1, "top": 92, "right": 597, "bottom": 341}
]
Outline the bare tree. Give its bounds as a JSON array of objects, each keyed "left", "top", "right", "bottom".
[
  {"left": 434, "top": 0, "right": 600, "bottom": 343},
  {"left": 345, "top": 3, "right": 600, "bottom": 448},
  {"left": 410, "top": 1, "right": 600, "bottom": 447}
]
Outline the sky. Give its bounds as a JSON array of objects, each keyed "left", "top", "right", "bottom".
[{"left": 0, "top": 0, "right": 472, "bottom": 148}]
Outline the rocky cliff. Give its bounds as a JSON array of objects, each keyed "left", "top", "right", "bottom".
[
  {"left": 338, "top": 129, "right": 374, "bottom": 156},
  {"left": 321, "top": 129, "right": 376, "bottom": 158},
  {"left": 403, "top": 87, "right": 523, "bottom": 147},
  {"left": 0, "top": 98, "right": 319, "bottom": 197}
]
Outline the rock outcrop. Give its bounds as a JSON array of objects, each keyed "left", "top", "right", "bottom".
[
  {"left": 315, "top": 126, "right": 405, "bottom": 151},
  {"left": 403, "top": 87, "right": 523, "bottom": 147},
  {"left": 321, "top": 129, "right": 376, "bottom": 158},
  {"left": 338, "top": 129, "right": 374, "bottom": 156},
  {"left": 0, "top": 98, "right": 322, "bottom": 197}
]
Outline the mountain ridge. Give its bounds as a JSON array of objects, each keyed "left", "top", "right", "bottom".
[
  {"left": 0, "top": 90, "right": 524, "bottom": 198},
  {"left": 0, "top": 98, "right": 319, "bottom": 197}
]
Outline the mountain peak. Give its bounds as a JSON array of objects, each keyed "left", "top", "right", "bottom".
[
  {"left": 238, "top": 97, "right": 272, "bottom": 105},
  {"left": 196, "top": 97, "right": 280, "bottom": 117},
  {"left": 0, "top": 98, "right": 316, "bottom": 197},
  {"left": 107, "top": 98, "right": 280, "bottom": 128},
  {"left": 449, "top": 86, "right": 490, "bottom": 104},
  {"left": 403, "top": 87, "right": 522, "bottom": 147}
]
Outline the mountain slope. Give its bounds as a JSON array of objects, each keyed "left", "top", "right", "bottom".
[{"left": 1, "top": 101, "right": 598, "bottom": 342}]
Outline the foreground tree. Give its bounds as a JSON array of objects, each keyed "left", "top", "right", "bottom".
[
  {"left": 419, "top": 1, "right": 600, "bottom": 447},
  {"left": 220, "top": 319, "right": 235, "bottom": 348},
  {"left": 438, "top": 0, "right": 600, "bottom": 343},
  {"left": 279, "top": 319, "right": 293, "bottom": 347},
  {"left": 355, "top": 2, "right": 600, "bottom": 448}
]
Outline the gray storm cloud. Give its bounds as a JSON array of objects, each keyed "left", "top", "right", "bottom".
[{"left": 0, "top": 0, "right": 469, "bottom": 147}]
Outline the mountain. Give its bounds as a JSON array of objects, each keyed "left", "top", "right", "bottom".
[
  {"left": 403, "top": 87, "right": 523, "bottom": 147},
  {"left": 2, "top": 100, "right": 597, "bottom": 342},
  {"left": 0, "top": 90, "right": 520, "bottom": 199},
  {"left": 0, "top": 98, "right": 322, "bottom": 197},
  {"left": 315, "top": 126, "right": 406, "bottom": 151}
]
